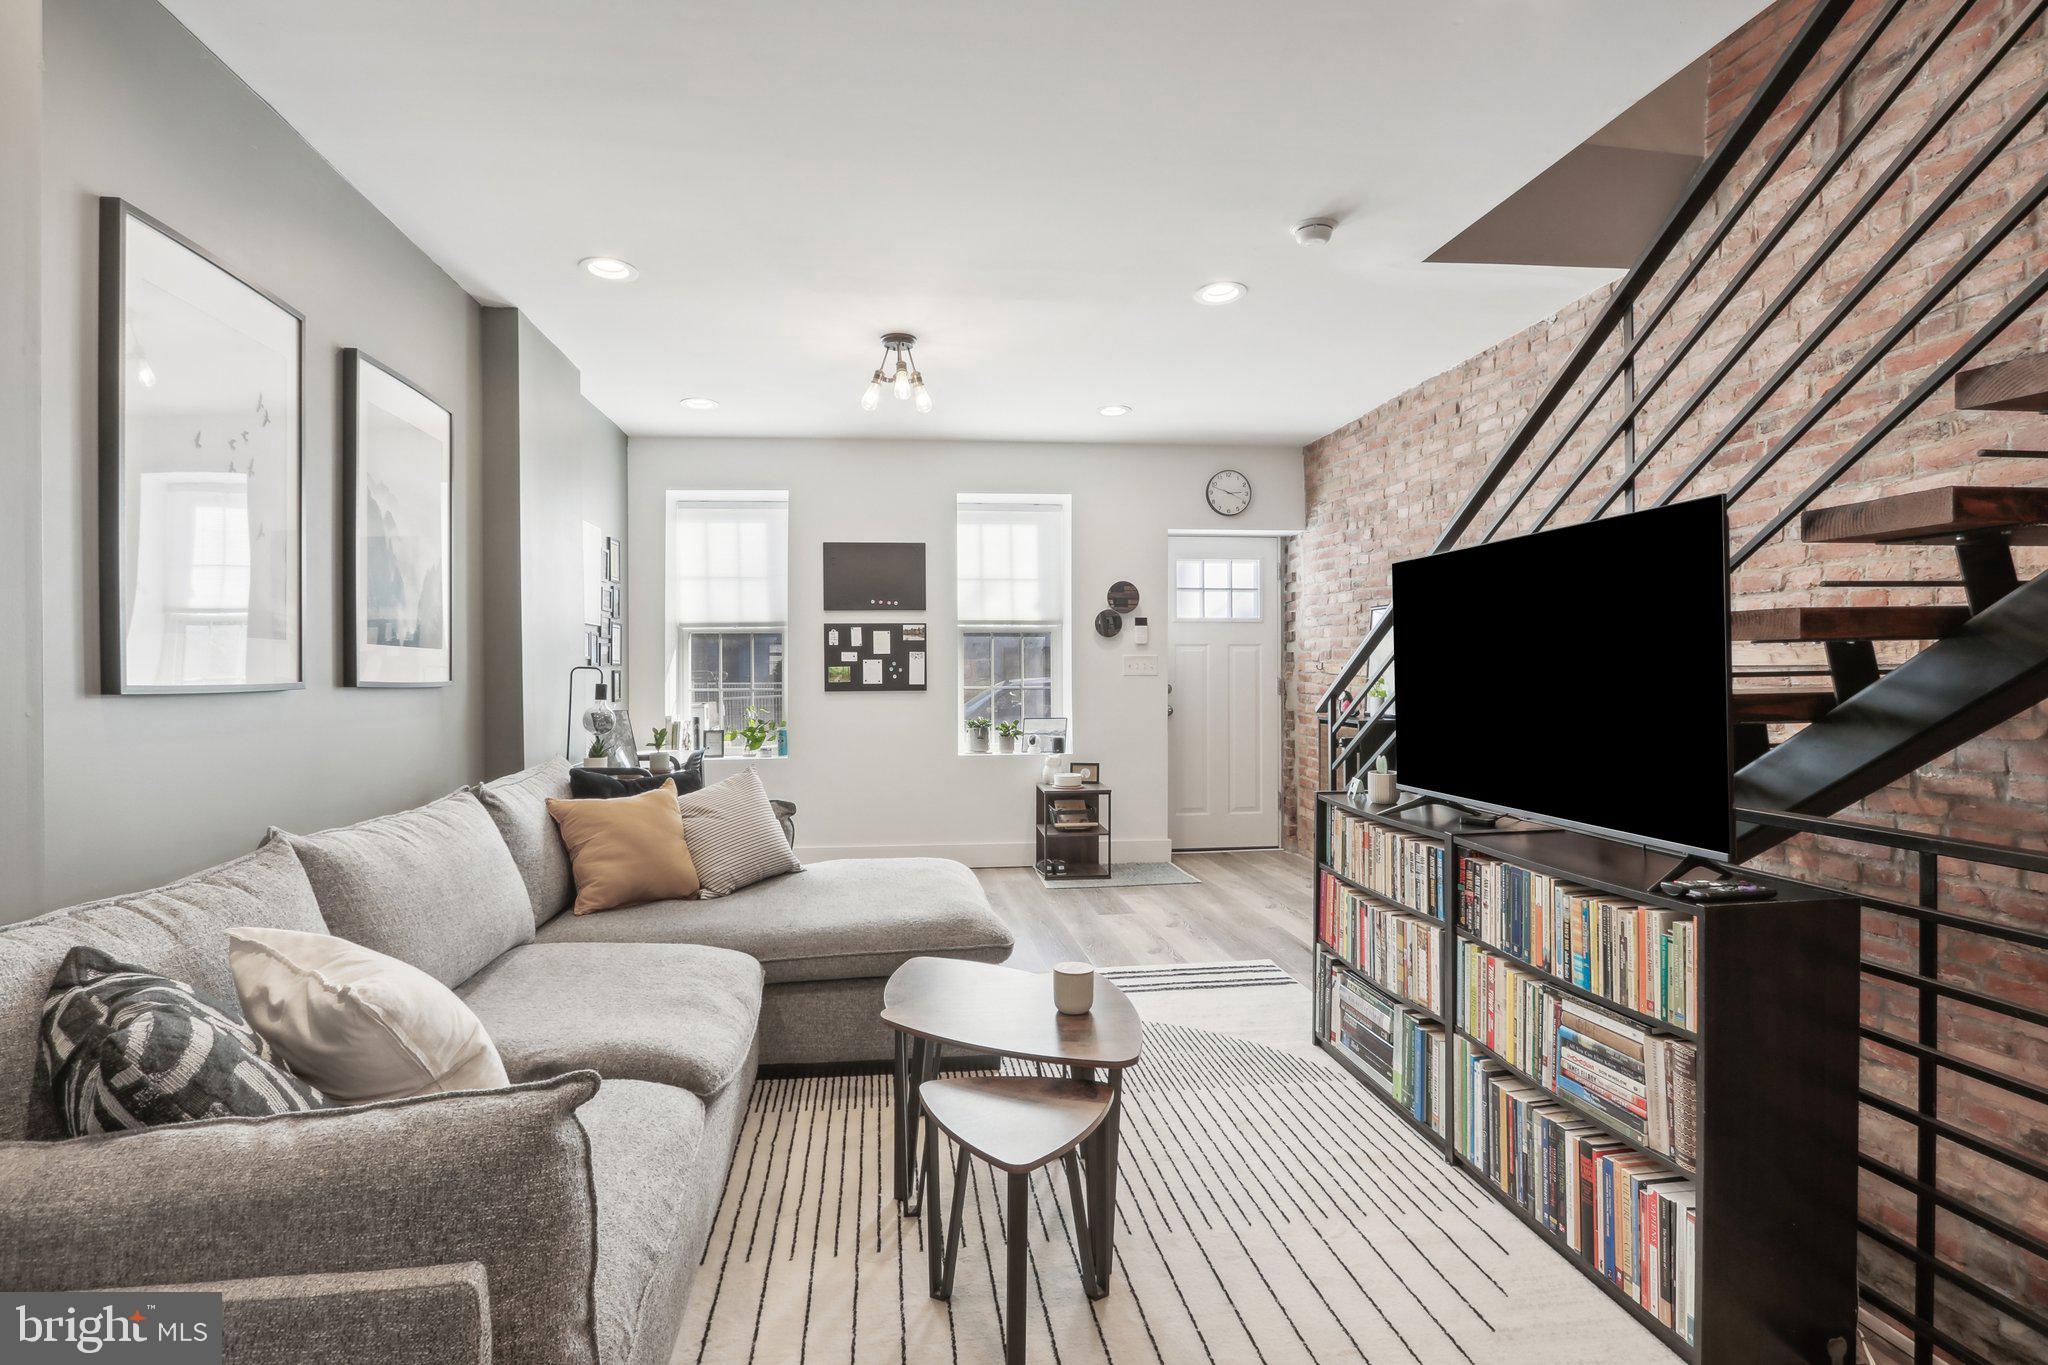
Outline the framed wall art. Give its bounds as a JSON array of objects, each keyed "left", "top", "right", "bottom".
[
  {"left": 99, "top": 198, "right": 303, "bottom": 694},
  {"left": 343, "top": 349, "right": 452, "bottom": 686}
]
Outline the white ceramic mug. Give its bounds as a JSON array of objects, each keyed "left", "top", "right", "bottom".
[{"left": 1053, "top": 961, "right": 1095, "bottom": 1015}]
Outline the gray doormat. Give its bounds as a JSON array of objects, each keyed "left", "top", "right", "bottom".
[{"left": 1035, "top": 861, "right": 1201, "bottom": 889}]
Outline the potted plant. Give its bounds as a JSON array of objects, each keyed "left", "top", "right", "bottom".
[
  {"left": 965, "top": 716, "right": 991, "bottom": 753},
  {"left": 995, "top": 720, "right": 1022, "bottom": 754},
  {"left": 647, "top": 725, "right": 674, "bottom": 775},
  {"left": 728, "top": 708, "right": 772, "bottom": 756},
  {"left": 1367, "top": 752, "right": 1399, "bottom": 805},
  {"left": 584, "top": 737, "right": 608, "bottom": 769}
]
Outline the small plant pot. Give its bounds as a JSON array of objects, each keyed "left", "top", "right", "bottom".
[
  {"left": 647, "top": 752, "right": 675, "bottom": 775},
  {"left": 583, "top": 755, "right": 608, "bottom": 769},
  {"left": 997, "top": 734, "right": 1017, "bottom": 754},
  {"left": 967, "top": 729, "right": 989, "bottom": 753},
  {"left": 1367, "top": 770, "right": 1399, "bottom": 804}
]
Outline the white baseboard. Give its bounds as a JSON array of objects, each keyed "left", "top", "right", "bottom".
[{"left": 800, "top": 837, "right": 1175, "bottom": 869}]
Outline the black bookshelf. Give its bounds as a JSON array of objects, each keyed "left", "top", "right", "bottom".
[{"left": 1311, "top": 791, "right": 1860, "bottom": 1365}]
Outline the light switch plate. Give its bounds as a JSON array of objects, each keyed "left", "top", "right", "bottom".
[{"left": 1122, "top": 654, "right": 1160, "bottom": 677}]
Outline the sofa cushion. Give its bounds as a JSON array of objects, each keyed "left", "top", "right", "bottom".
[
  {"left": 0, "top": 837, "right": 325, "bottom": 1141},
  {"left": 675, "top": 769, "right": 801, "bottom": 898},
  {"left": 277, "top": 791, "right": 532, "bottom": 988},
  {"left": 458, "top": 943, "right": 763, "bottom": 1100},
  {"left": 476, "top": 758, "right": 577, "bottom": 927},
  {"left": 575, "top": 1078, "right": 707, "bottom": 1365},
  {"left": 547, "top": 784, "right": 700, "bottom": 914},
  {"left": 229, "top": 927, "right": 510, "bottom": 1103},
  {"left": 532, "top": 858, "right": 1013, "bottom": 984},
  {"left": 41, "top": 946, "right": 327, "bottom": 1134}
]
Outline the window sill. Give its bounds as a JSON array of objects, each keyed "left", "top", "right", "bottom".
[
  {"left": 958, "top": 750, "right": 1070, "bottom": 759},
  {"left": 707, "top": 751, "right": 787, "bottom": 761}
]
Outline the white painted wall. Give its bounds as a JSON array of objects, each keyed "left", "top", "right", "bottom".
[{"left": 627, "top": 438, "right": 1304, "bottom": 865}]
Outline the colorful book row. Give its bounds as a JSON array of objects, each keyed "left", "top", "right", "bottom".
[
  {"left": 1324, "top": 810, "right": 1446, "bottom": 916},
  {"left": 1318, "top": 871, "right": 1444, "bottom": 1012},
  {"left": 1456, "top": 1038, "right": 1698, "bottom": 1344},
  {"left": 1326, "top": 962, "right": 1445, "bottom": 1134},
  {"left": 1458, "top": 854, "right": 1699, "bottom": 1030},
  {"left": 1457, "top": 943, "right": 1697, "bottom": 1169}
]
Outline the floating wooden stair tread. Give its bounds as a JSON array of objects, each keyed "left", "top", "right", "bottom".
[
  {"left": 1733, "top": 689, "right": 1836, "bottom": 723},
  {"left": 1975, "top": 448, "right": 2048, "bottom": 459},
  {"left": 1731, "top": 605, "right": 1971, "bottom": 641},
  {"left": 1955, "top": 353, "right": 2048, "bottom": 412},
  {"left": 1802, "top": 486, "right": 2048, "bottom": 545},
  {"left": 1819, "top": 578, "right": 1964, "bottom": 588}
]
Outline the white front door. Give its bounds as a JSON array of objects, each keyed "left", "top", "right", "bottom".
[{"left": 1168, "top": 536, "right": 1283, "bottom": 850}]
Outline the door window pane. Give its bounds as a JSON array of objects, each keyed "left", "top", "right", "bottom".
[{"left": 1176, "top": 558, "right": 1260, "bottom": 621}]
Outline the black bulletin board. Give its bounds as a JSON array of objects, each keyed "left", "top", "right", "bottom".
[{"left": 822, "top": 622, "right": 927, "bottom": 691}]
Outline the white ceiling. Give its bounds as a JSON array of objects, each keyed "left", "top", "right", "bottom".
[{"left": 159, "top": 0, "right": 1768, "bottom": 446}]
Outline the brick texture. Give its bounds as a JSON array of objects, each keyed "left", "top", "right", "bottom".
[{"left": 1282, "top": 2, "right": 2048, "bottom": 1356}]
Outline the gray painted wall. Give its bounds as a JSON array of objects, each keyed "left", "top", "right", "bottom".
[
  {"left": 478, "top": 308, "right": 628, "bottom": 772},
  {"left": 0, "top": 0, "right": 44, "bottom": 920},
  {"left": 31, "top": 0, "right": 487, "bottom": 910}
]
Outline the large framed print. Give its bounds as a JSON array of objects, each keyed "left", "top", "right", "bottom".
[
  {"left": 99, "top": 198, "right": 304, "bottom": 694},
  {"left": 344, "top": 350, "right": 452, "bottom": 686}
]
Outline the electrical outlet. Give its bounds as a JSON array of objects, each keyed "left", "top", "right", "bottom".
[{"left": 1122, "top": 654, "right": 1160, "bottom": 677}]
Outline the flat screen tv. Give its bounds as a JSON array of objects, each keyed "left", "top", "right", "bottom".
[
  {"left": 823, "top": 542, "right": 927, "bottom": 611},
  {"left": 1389, "top": 495, "right": 1733, "bottom": 860}
]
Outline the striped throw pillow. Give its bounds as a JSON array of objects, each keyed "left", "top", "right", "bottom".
[
  {"left": 37, "top": 946, "right": 326, "bottom": 1135},
  {"left": 675, "top": 768, "right": 802, "bottom": 898}
]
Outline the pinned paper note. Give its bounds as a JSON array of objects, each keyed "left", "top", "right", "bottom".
[
  {"left": 908, "top": 651, "right": 925, "bottom": 686},
  {"left": 872, "top": 629, "right": 891, "bottom": 655},
  {"left": 862, "top": 658, "right": 883, "bottom": 685}
]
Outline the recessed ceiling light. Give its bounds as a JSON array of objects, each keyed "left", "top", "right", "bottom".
[
  {"left": 679, "top": 397, "right": 719, "bottom": 410},
  {"left": 1194, "top": 280, "right": 1247, "bottom": 305},
  {"left": 580, "top": 256, "right": 639, "bottom": 281},
  {"left": 1098, "top": 404, "right": 1133, "bottom": 417}
]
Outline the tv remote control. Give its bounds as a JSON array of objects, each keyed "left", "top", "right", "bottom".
[{"left": 1656, "top": 877, "right": 1777, "bottom": 902}]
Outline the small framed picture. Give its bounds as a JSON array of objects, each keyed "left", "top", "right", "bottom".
[
  {"left": 600, "top": 582, "right": 620, "bottom": 618},
  {"left": 584, "top": 628, "right": 603, "bottom": 666},
  {"left": 604, "top": 620, "right": 621, "bottom": 666},
  {"left": 1070, "top": 761, "right": 1101, "bottom": 783},
  {"left": 604, "top": 536, "right": 623, "bottom": 583}
]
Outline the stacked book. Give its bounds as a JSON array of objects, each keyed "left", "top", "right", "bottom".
[
  {"left": 1327, "top": 962, "right": 1445, "bottom": 1134},
  {"left": 1459, "top": 944, "right": 1698, "bottom": 1169},
  {"left": 1325, "top": 811, "right": 1445, "bottom": 916},
  {"left": 1047, "top": 796, "right": 1098, "bottom": 832},
  {"left": 1318, "top": 871, "right": 1444, "bottom": 1011},
  {"left": 1458, "top": 855, "right": 1699, "bottom": 1030},
  {"left": 1455, "top": 1038, "right": 1698, "bottom": 1343}
]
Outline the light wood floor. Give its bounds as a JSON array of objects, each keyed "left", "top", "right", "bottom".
[{"left": 975, "top": 849, "right": 1315, "bottom": 980}]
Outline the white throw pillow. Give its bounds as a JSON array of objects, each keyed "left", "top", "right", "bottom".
[{"left": 226, "top": 926, "right": 509, "bottom": 1104}]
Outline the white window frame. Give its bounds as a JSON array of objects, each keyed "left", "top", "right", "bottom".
[
  {"left": 1173, "top": 555, "right": 1262, "bottom": 622},
  {"left": 956, "top": 495, "right": 1071, "bottom": 753},
  {"left": 666, "top": 491, "right": 790, "bottom": 751}
]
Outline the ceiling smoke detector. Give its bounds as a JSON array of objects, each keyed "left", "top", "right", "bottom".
[{"left": 1293, "top": 218, "right": 1336, "bottom": 246}]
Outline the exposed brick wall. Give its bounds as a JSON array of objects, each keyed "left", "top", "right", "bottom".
[{"left": 1283, "top": 1, "right": 2048, "bottom": 1355}]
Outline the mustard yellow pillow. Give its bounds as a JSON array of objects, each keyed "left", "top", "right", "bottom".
[{"left": 546, "top": 781, "right": 701, "bottom": 914}]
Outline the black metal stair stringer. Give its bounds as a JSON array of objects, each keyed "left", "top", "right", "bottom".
[{"left": 1733, "top": 571, "right": 2048, "bottom": 860}]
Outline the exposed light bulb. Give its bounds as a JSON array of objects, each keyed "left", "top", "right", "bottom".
[
  {"left": 860, "top": 371, "right": 884, "bottom": 411},
  {"left": 913, "top": 375, "right": 932, "bottom": 413},
  {"left": 894, "top": 361, "right": 912, "bottom": 400},
  {"left": 136, "top": 361, "right": 157, "bottom": 389}
]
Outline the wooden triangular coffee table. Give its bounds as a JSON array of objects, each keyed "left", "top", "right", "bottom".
[{"left": 881, "top": 956, "right": 1142, "bottom": 1299}]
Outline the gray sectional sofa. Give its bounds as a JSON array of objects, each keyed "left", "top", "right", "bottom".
[{"left": 0, "top": 756, "right": 1014, "bottom": 1365}]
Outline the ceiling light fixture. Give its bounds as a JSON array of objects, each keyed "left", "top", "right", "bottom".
[
  {"left": 579, "top": 256, "right": 639, "bottom": 281},
  {"left": 1098, "top": 404, "right": 1132, "bottom": 417},
  {"left": 860, "top": 333, "right": 932, "bottom": 413},
  {"left": 1193, "top": 280, "right": 1247, "bottom": 305},
  {"left": 679, "top": 397, "right": 719, "bottom": 410}
]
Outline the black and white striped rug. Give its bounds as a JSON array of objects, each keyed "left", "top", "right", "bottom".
[
  {"left": 1100, "top": 960, "right": 1296, "bottom": 993},
  {"left": 680, "top": 1021, "right": 1669, "bottom": 1363}
]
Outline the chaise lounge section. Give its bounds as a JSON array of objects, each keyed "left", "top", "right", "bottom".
[{"left": 0, "top": 756, "right": 1014, "bottom": 1364}]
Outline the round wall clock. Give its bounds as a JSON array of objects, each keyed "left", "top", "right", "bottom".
[
  {"left": 1207, "top": 468, "right": 1252, "bottom": 516},
  {"left": 1094, "top": 609, "right": 1123, "bottom": 638},
  {"left": 1107, "top": 581, "right": 1140, "bottom": 613}
]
